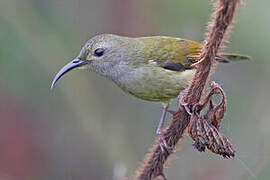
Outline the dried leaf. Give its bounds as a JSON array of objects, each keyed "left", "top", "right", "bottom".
[{"left": 188, "top": 82, "right": 235, "bottom": 158}]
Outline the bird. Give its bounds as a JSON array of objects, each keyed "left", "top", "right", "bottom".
[{"left": 51, "top": 34, "right": 250, "bottom": 151}]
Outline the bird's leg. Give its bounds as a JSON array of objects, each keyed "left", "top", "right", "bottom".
[{"left": 156, "top": 103, "right": 173, "bottom": 152}]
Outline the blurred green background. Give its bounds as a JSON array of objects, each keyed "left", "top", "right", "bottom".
[{"left": 0, "top": 0, "right": 269, "bottom": 179}]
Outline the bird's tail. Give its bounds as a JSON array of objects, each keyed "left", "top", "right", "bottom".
[{"left": 216, "top": 53, "right": 252, "bottom": 63}]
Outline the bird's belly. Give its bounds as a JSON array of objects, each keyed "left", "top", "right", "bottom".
[{"left": 117, "top": 67, "right": 195, "bottom": 102}]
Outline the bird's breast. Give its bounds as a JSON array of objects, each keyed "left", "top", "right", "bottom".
[{"left": 114, "top": 65, "right": 195, "bottom": 102}]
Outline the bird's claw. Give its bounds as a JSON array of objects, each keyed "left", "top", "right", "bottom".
[
  {"left": 178, "top": 91, "right": 192, "bottom": 115},
  {"left": 157, "top": 129, "right": 174, "bottom": 153}
]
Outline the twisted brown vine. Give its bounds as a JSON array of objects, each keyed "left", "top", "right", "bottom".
[{"left": 134, "top": 0, "right": 240, "bottom": 179}]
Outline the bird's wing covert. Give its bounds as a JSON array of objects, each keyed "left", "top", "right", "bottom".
[{"left": 139, "top": 36, "right": 203, "bottom": 71}]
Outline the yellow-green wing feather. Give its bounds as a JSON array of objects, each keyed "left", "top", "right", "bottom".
[
  {"left": 139, "top": 36, "right": 203, "bottom": 68},
  {"left": 138, "top": 36, "right": 250, "bottom": 70}
]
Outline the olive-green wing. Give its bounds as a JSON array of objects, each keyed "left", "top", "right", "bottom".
[{"left": 139, "top": 36, "right": 203, "bottom": 71}]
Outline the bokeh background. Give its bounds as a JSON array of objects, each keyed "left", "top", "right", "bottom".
[{"left": 0, "top": 0, "right": 269, "bottom": 179}]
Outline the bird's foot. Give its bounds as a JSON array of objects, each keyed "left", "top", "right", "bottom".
[
  {"left": 157, "top": 129, "right": 174, "bottom": 153},
  {"left": 178, "top": 90, "right": 192, "bottom": 115}
]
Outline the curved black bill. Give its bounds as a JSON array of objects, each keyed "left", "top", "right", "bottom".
[{"left": 51, "top": 59, "right": 87, "bottom": 89}]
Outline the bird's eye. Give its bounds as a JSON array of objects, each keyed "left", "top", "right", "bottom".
[{"left": 94, "top": 48, "right": 104, "bottom": 57}]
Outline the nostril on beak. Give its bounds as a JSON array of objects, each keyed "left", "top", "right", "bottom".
[{"left": 72, "top": 59, "right": 80, "bottom": 63}]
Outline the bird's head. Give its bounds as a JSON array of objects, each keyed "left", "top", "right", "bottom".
[{"left": 51, "top": 34, "right": 140, "bottom": 89}]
